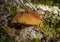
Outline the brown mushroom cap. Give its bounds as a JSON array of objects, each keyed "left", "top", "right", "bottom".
[{"left": 11, "top": 11, "right": 41, "bottom": 25}]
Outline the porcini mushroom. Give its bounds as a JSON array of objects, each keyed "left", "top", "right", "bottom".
[
  {"left": 11, "top": 11, "right": 41, "bottom": 26},
  {"left": 7, "top": 11, "right": 41, "bottom": 36}
]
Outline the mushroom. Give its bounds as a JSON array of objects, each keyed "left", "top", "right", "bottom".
[
  {"left": 11, "top": 11, "right": 41, "bottom": 26},
  {"left": 7, "top": 11, "right": 41, "bottom": 36}
]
